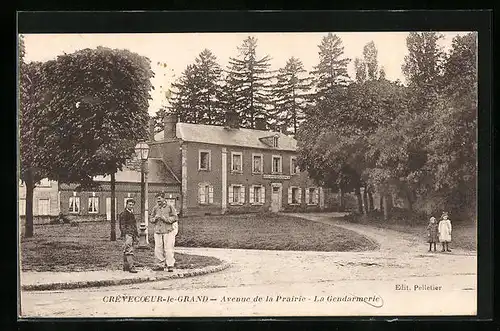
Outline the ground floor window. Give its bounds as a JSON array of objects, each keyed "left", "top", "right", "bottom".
[
  {"left": 288, "top": 187, "right": 302, "bottom": 205},
  {"left": 88, "top": 196, "right": 99, "bottom": 213},
  {"left": 229, "top": 184, "right": 245, "bottom": 205},
  {"left": 198, "top": 183, "right": 214, "bottom": 205},
  {"left": 38, "top": 198, "right": 50, "bottom": 215},
  {"left": 306, "top": 187, "right": 319, "bottom": 205},
  {"left": 69, "top": 196, "right": 80, "bottom": 213},
  {"left": 250, "top": 185, "right": 265, "bottom": 205}
]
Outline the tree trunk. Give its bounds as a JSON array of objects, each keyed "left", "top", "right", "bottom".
[
  {"left": 368, "top": 190, "right": 374, "bottom": 212},
  {"left": 383, "top": 194, "right": 389, "bottom": 221},
  {"left": 362, "top": 186, "right": 369, "bottom": 214},
  {"left": 24, "top": 170, "right": 34, "bottom": 238},
  {"left": 406, "top": 190, "right": 413, "bottom": 211},
  {"left": 355, "top": 187, "right": 363, "bottom": 214},
  {"left": 110, "top": 172, "right": 116, "bottom": 241},
  {"left": 339, "top": 188, "right": 345, "bottom": 211},
  {"left": 379, "top": 195, "right": 384, "bottom": 213}
]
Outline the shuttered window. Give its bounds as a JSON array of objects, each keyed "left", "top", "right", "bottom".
[
  {"left": 306, "top": 187, "right": 319, "bottom": 205},
  {"left": 198, "top": 183, "right": 214, "bottom": 204},
  {"left": 229, "top": 185, "right": 245, "bottom": 205},
  {"left": 250, "top": 185, "right": 265, "bottom": 205},
  {"left": 288, "top": 187, "right": 301, "bottom": 205}
]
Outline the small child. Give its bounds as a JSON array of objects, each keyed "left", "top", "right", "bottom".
[
  {"left": 426, "top": 217, "right": 439, "bottom": 252},
  {"left": 438, "top": 212, "right": 452, "bottom": 252}
]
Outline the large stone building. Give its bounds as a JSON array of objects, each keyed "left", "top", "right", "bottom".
[{"left": 149, "top": 114, "right": 325, "bottom": 216}]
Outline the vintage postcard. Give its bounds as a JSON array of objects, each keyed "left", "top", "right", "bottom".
[{"left": 18, "top": 29, "right": 478, "bottom": 318}]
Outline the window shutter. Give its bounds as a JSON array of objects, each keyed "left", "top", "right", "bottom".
[
  {"left": 198, "top": 184, "right": 204, "bottom": 204},
  {"left": 240, "top": 185, "right": 245, "bottom": 204},
  {"left": 249, "top": 185, "right": 254, "bottom": 204},
  {"left": 288, "top": 187, "right": 292, "bottom": 204},
  {"left": 315, "top": 189, "right": 319, "bottom": 204},
  {"left": 76, "top": 198, "right": 80, "bottom": 212},
  {"left": 261, "top": 186, "right": 265, "bottom": 203},
  {"left": 305, "top": 189, "right": 310, "bottom": 204},
  {"left": 228, "top": 185, "right": 233, "bottom": 204},
  {"left": 298, "top": 188, "right": 302, "bottom": 203},
  {"left": 209, "top": 185, "right": 214, "bottom": 204}
]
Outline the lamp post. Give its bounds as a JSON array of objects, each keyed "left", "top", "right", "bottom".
[{"left": 135, "top": 142, "right": 150, "bottom": 248}]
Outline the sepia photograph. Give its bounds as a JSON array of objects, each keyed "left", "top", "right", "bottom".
[{"left": 18, "top": 28, "right": 478, "bottom": 318}]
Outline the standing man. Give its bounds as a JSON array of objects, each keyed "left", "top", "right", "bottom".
[
  {"left": 150, "top": 192, "right": 179, "bottom": 272},
  {"left": 119, "top": 198, "right": 139, "bottom": 273}
]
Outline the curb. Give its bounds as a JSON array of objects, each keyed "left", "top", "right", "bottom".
[{"left": 22, "top": 261, "right": 231, "bottom": 291}]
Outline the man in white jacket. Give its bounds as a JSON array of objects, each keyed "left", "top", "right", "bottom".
[{"left": 150, "top": 192, "right": 179, "bottom": 271}]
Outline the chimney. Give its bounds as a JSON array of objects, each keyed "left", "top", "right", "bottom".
[
  {"left": 164, "top": 114, "right": 178, "bottom": 140},
  {"left": 148, "top": 118, "right": 155, "bottom": 141},
  {"left": 255, "top": 117, "right": 267, "bottom": 131},
  {"left": 224, "top": 111, "right": 239, "bottom": 130}
]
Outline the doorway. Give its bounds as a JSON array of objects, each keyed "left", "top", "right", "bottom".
[{"left": 270, "top": 183, "right": 282, "bottom": 212}]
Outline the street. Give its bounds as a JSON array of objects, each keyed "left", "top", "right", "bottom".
[{"left": 20, "top": 214, "right": 477, "bottom": 317}]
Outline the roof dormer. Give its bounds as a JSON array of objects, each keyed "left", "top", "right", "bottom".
[{"left": 259, "top": 133, "right": 280, "bottom": 148}]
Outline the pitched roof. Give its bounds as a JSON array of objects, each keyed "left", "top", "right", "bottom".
[
  {"left": 93, "top": 158, "right": 180, "bottom": 185},
  {"left": 154, "top": 122, "right": 297, "bottom": 151}
]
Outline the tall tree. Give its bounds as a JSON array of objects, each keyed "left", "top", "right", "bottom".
[
  {"left": 310, "top": 33, "right": 350, "bottom": 101},
  {"left": 354, "top": 57, "right": 366, "bottom": 83},
  {"left": 39, "top": 47, "right": 154, "bottom": 240},
  {"left": 424, "top": 32, "right": 477, "bottom": 217},
  {"left": 226, "top": 36, "right": 273, "bottom": 129},
  {"left": 363, "top": 41, "right": 379, "bottom": 80},
  {"left": 19, "top": 59, "right": 52, "bottom": 237},
  {"left": 271, "top": 57, "right": 311, "bottom": 134},
  {"left": 169, "top": 64, "right": 201, "bottom": 123},
  {"left": 193, "top": 49, "right": 224, "bottom": 125}
]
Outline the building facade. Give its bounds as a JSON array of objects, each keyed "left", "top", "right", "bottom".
[
  {"left": 18, "top": 178, "right": 60, "bottom": 224},
  {"left": 58, "top": 158, "right": 181, "bottom": 222},
  {"left": 149, "top": 114, "right": 325, "bottom": 216}
]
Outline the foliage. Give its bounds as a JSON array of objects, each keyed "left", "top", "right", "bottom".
[
  {"left": 270, "top": 57, "right": 312, "bottom": 134},
  {"left": 225, "top": 36, "right": 274, "bottom": 129},
  {"left": 310, "top": 33, "right": 350, "bottom": 100},
  {"left": 38, "top": 47, "right": 154, "bottom": 184},
  {"left": 168, "top": 49, "right": 224, "bottom": 125}
]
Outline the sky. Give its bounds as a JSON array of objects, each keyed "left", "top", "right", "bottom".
[{"left": 23, "top": 32, "right": 468, "bottom": 116}]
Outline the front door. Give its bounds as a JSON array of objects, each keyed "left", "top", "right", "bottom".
[{"left": 271, "top": 184, "right": 282, "bottom": 212}]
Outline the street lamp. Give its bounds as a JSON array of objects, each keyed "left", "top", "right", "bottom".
[{"left": 135, "top": 142, "right": 150, "bottom": 248}]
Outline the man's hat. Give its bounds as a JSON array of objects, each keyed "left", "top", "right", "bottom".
[{"left": 125, "top": 198, "right": 136, "bottom": 205}]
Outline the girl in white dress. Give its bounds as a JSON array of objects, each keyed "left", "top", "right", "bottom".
[{"left": 438, "top": 212, "right": 452, "bottom": 252}]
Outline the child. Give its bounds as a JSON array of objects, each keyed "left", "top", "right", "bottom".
[
  {"left": 426, "top": 217, "right": 439, "bottom": 252},
  {"left": 438, "top": 212, "right": 452, "bottom": 252}
]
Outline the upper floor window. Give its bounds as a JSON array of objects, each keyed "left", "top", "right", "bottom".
[
  {"left": 199, "top": 150, "right": 211, "bottom": 171},
  {"left": 252, "top": 154, "right": 263, "bottom": 173},
  {"left": 272, "top": 155, "right": 282, "bottom": 174},
  {"left": 231, "top": 152, "right": 243, "bottom": 173},
  {"left": 290, "top": 156, "right": 300, "bottom": 175}
]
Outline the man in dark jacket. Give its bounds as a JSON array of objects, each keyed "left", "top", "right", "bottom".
[{"left": 119, "top": 198, "right": 139, "bottom": 273}]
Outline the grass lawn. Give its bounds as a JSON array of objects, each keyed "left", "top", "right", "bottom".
[
  {"left": 341, "top": 214, "right": 476, "bottom": 251},
  {"left": 21, "top": 222, "right": 222, "bottom": 272},
  {"left": 172, "top": 213, "right": 378, "bottom": 252}
]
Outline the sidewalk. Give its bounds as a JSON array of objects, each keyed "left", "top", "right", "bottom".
[{"left": 21, "top": 261, "right": 231, "bottom": 291}]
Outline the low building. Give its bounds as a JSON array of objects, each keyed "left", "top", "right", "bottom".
[
  {"left": 18, "top": 178, "right": 60, "bottom": 224},
  {"left": 58, "top": 158, "right": 181, "bottom": 222},
  {"left": 149, "top": 113, "right": 326, "bottom": 216}
]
